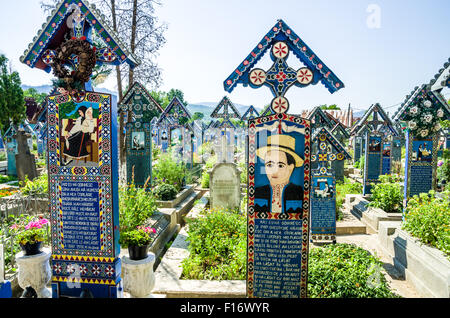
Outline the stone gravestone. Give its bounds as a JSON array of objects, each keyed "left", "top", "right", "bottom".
[
  {"left": 393, "top": 83, "right": 450, "bottom": 208},
  {"left": 310, "top": 127, "right": 350, "bottom": 243},
  {"left": 209, "top": 163, "right": 241, "bottom": 210},
  {"left": 14, "top": 129, "right": 38, "bottom": 182}
]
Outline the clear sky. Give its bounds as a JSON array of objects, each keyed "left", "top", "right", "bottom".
[{"left": 1, "top": 0, "right": 449, "bottom": 114}]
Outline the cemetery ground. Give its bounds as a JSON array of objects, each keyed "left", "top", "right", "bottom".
[{"left": 2, "top": 141, "right": 448, "bottom": 299}]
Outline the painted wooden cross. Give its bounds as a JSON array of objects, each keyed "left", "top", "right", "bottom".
[
  {"left": 393, "top": 81, "right": 450, "bottom": 209},
  {"left": 157, "top": 96, "right": 192, "bottom": 156},
  {"left": 119, "top": 82, "right": 163, "bottom": 188},
  {"left": 223, "top": 19, "right": 344, "bottom": 298},
  {"left": 359, "top": 103, "right": 398, "bottom": 195},
  {"left": 20, "top": 0, "right": 138, "bottom": 298},
  {"left": 310, "top": 127, "right": 351, "bottom": 244},
  {"left": 211, "top": 97, "right": 241, "bottom": 163}
]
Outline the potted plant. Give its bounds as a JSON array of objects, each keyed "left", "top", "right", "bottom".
[
  {"left": 120, "top": 226, "right": 157, "bottom": 261},
  {"left": 13, "top": 217, "right": 49, "bottom": 256}
]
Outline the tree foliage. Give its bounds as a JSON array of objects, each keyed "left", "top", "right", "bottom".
[
  {"left": 23, "top": 88, "right": 47, "bottom": 105},
  {"left": 0, "top": 54, "right": 26, "bottom": 134}
]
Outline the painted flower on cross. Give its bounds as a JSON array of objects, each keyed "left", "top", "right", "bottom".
[
  {"left": 53, "top": 263, "right": 62, "bottom": 274},
  {"left": 409, "top": 106, "right": 419, "bottom": 115},
  {"left": 79, "top": 264, "right": 88, "bottom": 275},
  {"left": 66, "top": 264, "right": 77, "bottom": 275},
  {"left": 419, "top": 129, "right": 429, "bottom": 137},
  {"left": 423, "top": 100, "right": 432, "bottom": 108},
  {"left": 423, "top": 113, "right": 433, "bottom": 123},
  {"left": 105, "top": 265, "right": 115, "bottom": 277},
  {"left": 408, "top": 121, "right": 417, "bottom": 130},
  {"left": 92, "top": 265, "right": 101, "bottom": 276},
  {"left": 437, "top": 109, "right": 444, "bottom": 118}
]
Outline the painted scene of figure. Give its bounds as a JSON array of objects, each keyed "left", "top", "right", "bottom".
[
  {"left": 60, "top": 100, "right": 99, "bottom": 167},
  {"left": 411, "top": 139, "right": 433, "bottom": 163},
  {"left": 253, "top": 123, "right": 306, "bottom": 215}
]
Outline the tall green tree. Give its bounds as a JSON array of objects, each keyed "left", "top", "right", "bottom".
[
  {"left": 23, "top": 87, "right": 47, "bottom": 105},
  {"left": 167, "top": 88, "right": 188, "bottom": 106},
  {"left": 0, "top": 54, "right": 26, "bottom": 135}
]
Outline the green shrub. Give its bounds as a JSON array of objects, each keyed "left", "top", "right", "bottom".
[
  {"left": 119, "top": 182, "right": 157, "bottom": 232},
  {"left": 181, "top": 208, "right": 246, "bottom": 280},
  {"left": 152, "top": 144, "right": 161, "bottom": 160},
  {"left": 437, "top": 149, "right": 450, "bottom": 189},
  {"left": 154, "top": 183, "right": 178, "bottom": 201},
  {"left": 0, "top": 174, "right": 17, "bottom": 183},
  {"left": 368, "top": 175, "right": 403, "bottom": 213},
  {"left": 308, "top": 243, "right": 399, "bottom": 298},
  {"left": 153, "top": 152, "right": 186, "bottom": 192},
  {"left": 20, "top": 173, "right": 48, "bottom": 195},
  {"left": 402, "top": 191, "right": 450, "bottom": 258},
  {"left": 356, "top": 156, "right": 365, "bottom": 171},
  {"left": 200, "top": 171, "right": 210, "bottom": 188},
  {"left": 238, "top": 160, "right": 247, "bottom": 184},
  {"left": 200, "top": 154, "right": 217, "bottom": 189},
  {"left": 336, "top": 178, "right": 362, "bottom": 220}
]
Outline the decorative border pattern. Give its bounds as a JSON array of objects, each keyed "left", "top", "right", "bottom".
[
  {"left": 247, "top": 113, "right": 310, "bottom": 298},
  {"left": 48, "top": 92, "right": 115, "bottom": 260}
]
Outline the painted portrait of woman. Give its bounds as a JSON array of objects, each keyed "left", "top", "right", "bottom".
[
  {"left": 63, "top": 106, "right": 96, "bottom": 165},
  {"left": 254, "top": 134, "right": 304, "bottom": 215}
]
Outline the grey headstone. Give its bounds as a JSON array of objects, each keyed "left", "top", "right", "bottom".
[{"left": 209, "top": 163, "right": 241, "bottom": 210}]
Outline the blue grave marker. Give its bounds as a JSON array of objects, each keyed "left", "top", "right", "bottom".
[
  {"left": 224, "top": 19, "right": 344, "bottom": 298},
  {"left": 20, "top": 0, "right": 139, "bottom": 298},
  {"left": 310, "top": 127, "right": 350, "bottom": 243},
  {"left": 393, "top": 82, "right": 450, "bottom": 209}
]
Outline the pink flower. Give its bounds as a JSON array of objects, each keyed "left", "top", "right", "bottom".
[
  {"left": 9, "top": 224, "right": 19, "bottom": 230},
  {"left": 38, "top": 218, "right": 49, "bottom": 225},
  {"left": 143, "top": 227, "right": 156, "bottom": 234},
  {"left": 25, "top": 221, "right": 42, "bottom": 230},
  {"left": 437, "top": 160, "right": 444, "bottom": 167}
]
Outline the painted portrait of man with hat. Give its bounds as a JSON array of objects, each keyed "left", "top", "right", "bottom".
[{"left": 254, "top": 134, "right": 304, "bottom": 215}]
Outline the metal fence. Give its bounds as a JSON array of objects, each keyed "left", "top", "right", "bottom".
[{"left": 0, "top": 193, "right": 50, "bottom": 281}]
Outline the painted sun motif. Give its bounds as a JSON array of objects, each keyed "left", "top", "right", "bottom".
[
  {"left": 249, "top": 68, "right": 267, "bottom": 86},
  {"left": 271, "top": 96, "right": 289, "bottom": 114},
  {"left": 297, "top": 67, "right": 314, "bottom": 85},
  {"left": 272, "top": 41, "right": 289, "bottom": 59}
]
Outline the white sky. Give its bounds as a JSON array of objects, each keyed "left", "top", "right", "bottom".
[{"left": 0, "top": 0, "right": 449, "bottom": 114}]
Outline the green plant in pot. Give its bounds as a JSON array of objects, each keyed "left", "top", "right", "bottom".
[
  {"left": 13, "top": 218, "right": 49, "bottom": 256},
  {"left": 120, "top": 226, "right": 157, "bottom": 261}
]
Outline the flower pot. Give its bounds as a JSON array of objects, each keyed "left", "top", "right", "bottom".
[
  {"left": 128, "top": 244, "right": 149, "bottom": 261},
  {"left": 20, "top": 242, "right": 42, "bottom": 256}
]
